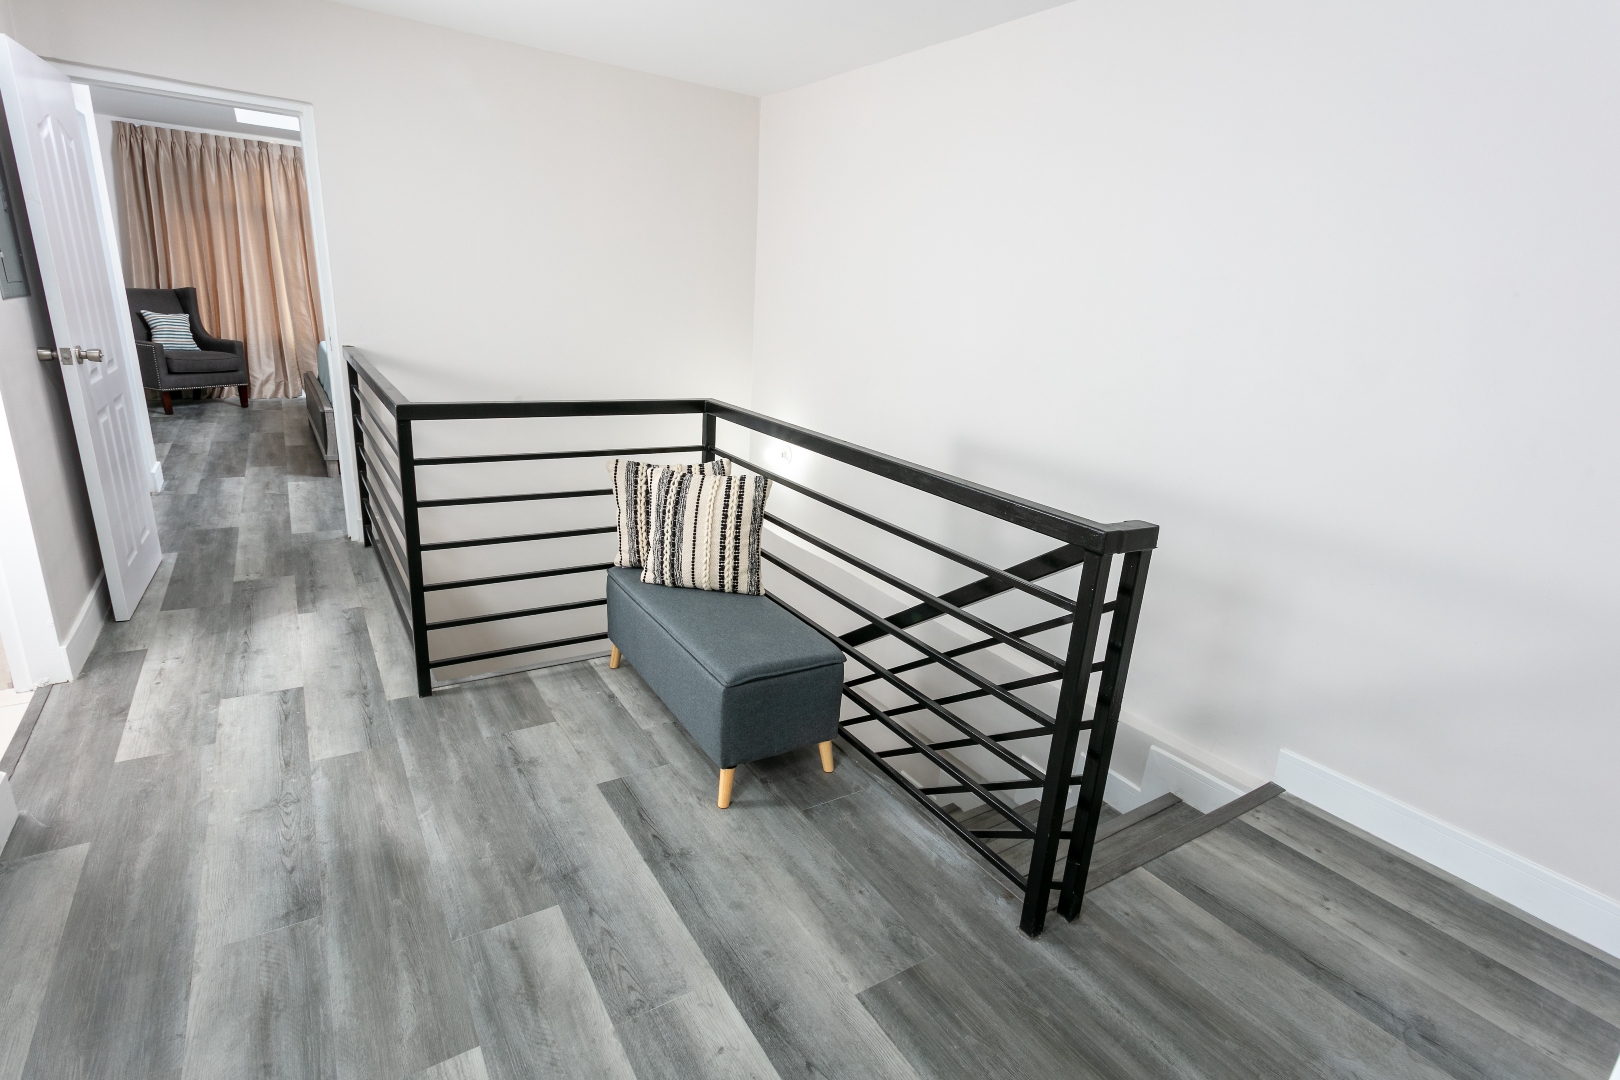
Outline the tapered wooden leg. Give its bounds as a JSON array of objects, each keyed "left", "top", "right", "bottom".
[
  {"left": 238, "top": 384, "right": 250, "bottom": 408},
  {"left": 160, "top": 390, "right": 173, "bottom": 415},
  {"left": 819, "top": 740, "right": 835, "bottom": 773},
  {"left": 609, "top": 644, "right": 621, "bottom": 669},
  {"left": 717, "top": 768, "right": 735, "bottom": 809}
]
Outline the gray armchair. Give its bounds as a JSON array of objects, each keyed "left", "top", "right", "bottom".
[{"left": 126, "top": 287, "right": 249, "bottom": 413}]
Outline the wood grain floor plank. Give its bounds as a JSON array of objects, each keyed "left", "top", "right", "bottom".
[
  {"left": 1247, "top": 795, "right": 1620, "bottom": 1027},
  {"left": 297, "top": 537, "right": 364, "bottom": 614},
  {"left": 530, "top": 664, "right": 665, "bottom": 784},
  {"left": 313, "top": 740, "right": 478, "bottom": 1080},
  {"left": 203, "top": 433, "right": 250, "bottom": 478},
  {"left": 501, "top": 722, "right": 777, "bottom": 1080},
  {"left": 1149, "top": 830, "right": 1592, "bottom": 1080},
  {"left": 809, "top": 779, "right": 1273, "bottom": 1080},
  {"left": 20, "top": 747, "right": 211, "bottom": 1080},
  {"left": 354, "top": 558, "right": 422, "bottom": 701},
  {"left": 593, "top": 656, "right": 679, "bottom": 732},
  {"left": 392, "top": 697, "right": 556, "bottom": 940},
  {"left": 1087, "top": 869, "right": 1456, "bottom": 1080},
  {"left": 181, "top": 916, "right": 334, "bottom": 1080},
  {"left": 300, "top": 609, "right": 391, "bottom": 761},
  {"left": 116, "top": 605, "right": 229, "bottom": 761},
  {"left": 405, "top": 1047, "right": 490, "bottom": 1080},
  {"left": 455, "top": 906, "right": 635, "bottom": 1080},
  {"left": 0, "top": 844, "right": 90, "bottom": 1080},
  {"left": 221, "top": 576, "right": 302, "bottom": 699},
  {"left": 163, "top": 527, "right": 239, "bottom": 610},
  {"left": 603, "top": 757, "right": 927, "bottom": 1080},
  {"left": 1207, "top": 821, "right": 1620, "bottom": 1078},
  {"left": 417, "top": 675, "right": 557, "bottom": 739},
  {"left": 291, "top": 478, "right": 347, "bottom": 534},
  {"left": 195, "top": 689, "right": 320, "bottom": 955},
  {"left": 248, "top": 430, "right": 289, "bottom": 469},
  {"left": 613, "top": 982, "right": 783, "bottom": 1080},
  {"left": 1, "top": 650, "right": 144, "bottom": 860},
  {"left": 95, "top": 551, "right": 178, "bottom": 657}
]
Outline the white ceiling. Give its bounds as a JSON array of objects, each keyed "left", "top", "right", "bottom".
[{"left": 332, "top": 0, "right": 1071, "bottom": 96}]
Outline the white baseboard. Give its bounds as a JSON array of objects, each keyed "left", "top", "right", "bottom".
[
  {"left": 149, "top": 459, "right": 165, "bottom": 493},
  {"left": 62, "top": 575, "right": 108, "bottom": 679},
  {"left": 1106, "top": 745, "right": 1249, "bottom": 813},
  {"left": 0, "top": 772, "right": 16, "bottom": 849},
  {"left": 1277, "top": 749, "right": 1620, "bottom": 960}
]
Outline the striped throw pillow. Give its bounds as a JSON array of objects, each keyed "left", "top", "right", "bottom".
[
  {"left": 642, "top": 466, "right": 770, "bottom": 595},
  {"left": 140, "top": 310, "right": 200, "bottom": 350},
  {"left": 609, "top": 457, "right": 728, "bottom": 569}
]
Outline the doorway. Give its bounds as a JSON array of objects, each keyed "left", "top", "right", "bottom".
[{"left": 56, "top": 62, "right": 357, "bottom": 538}]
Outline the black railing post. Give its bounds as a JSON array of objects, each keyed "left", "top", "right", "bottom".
[
  {"left": 1019, "top": 551, "right": 1112, "bottom": 935},
  {"left": 1057, "top": 549, "right": 1152, "bottom": 918},
  {"left": 396, "top": 410, "right": 433, "bottom": 697},
  {"left": 701, "top": 408, "right": 716, "bottom": 464},
  {"left": 349, "top": 366, "right": 373, "bottom": 549}
]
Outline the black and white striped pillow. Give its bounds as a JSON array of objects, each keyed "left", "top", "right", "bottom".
[
  {"left": 141, "top": 310, "right": 201, "bottom": 351},
  {"left": 609, "top": 457, "right": 728, "bottom": 569},
  {"left": 642, "top": 466, "right": 769, "bottom": 595}
]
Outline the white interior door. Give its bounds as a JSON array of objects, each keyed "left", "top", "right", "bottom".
[{"left": 0, "top": 37, "right": 159, "bottom": 621}]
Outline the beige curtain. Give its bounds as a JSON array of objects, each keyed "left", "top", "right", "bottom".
[{"left": 115, "top": 122, "right": 324, "bottom": 399}]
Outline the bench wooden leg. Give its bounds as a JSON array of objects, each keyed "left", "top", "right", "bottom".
[
  {"left": 609, "top": 644, "right": 621, "bottom": 669},
  {"left": 819, "top": 741, "right": 834, "bottom": 773},
  {"left": 718, "top": 768, "right": 735, "bottom": 809}
]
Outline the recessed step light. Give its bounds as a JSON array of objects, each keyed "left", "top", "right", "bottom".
[{"left": 233, "top": 108, "right": 300, "bottom": 132}]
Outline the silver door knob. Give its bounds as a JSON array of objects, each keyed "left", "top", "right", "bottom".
[{"left": 81, "top": 348, "right": 103, "bottom": 362}]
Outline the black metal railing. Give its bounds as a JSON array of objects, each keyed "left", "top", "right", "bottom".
[{"left": 346, "top": 347, "right": 1157, "bottom": 934}]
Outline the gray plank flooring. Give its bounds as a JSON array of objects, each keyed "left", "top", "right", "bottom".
[{"left": 1, "top": 397, "right": 1616, "bottom": 1080}]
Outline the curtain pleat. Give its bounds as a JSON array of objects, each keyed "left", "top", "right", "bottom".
[{"left": 115, "top": 122, "right": 324, "bottom": 399}]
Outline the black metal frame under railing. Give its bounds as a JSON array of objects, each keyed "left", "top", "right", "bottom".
[{"left": 346, "top": 346, "right": 1157, "bottom": 935}]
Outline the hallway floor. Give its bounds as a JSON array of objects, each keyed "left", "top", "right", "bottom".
[{"left": 1, "top": 397, "right": 1616, "bottom": 1080}]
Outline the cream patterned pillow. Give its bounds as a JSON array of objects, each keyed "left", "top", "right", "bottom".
[
  {"left": 642, "top": 466, "right": 770, "bottom": 595},
  {"left": 609, "top": 457, "right": 728, "bottom": 568}
]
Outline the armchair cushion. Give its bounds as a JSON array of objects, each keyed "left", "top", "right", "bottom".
[{"left": 163, "top": 348, "right": 242, "bottom": 374}]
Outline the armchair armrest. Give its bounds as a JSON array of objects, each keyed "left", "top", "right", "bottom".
[
  {"left": 135, "top": 340, "right": 164, "bottom": 387},
  {"left": 194, "top": 328, "right": 243, "bottom": 356}
]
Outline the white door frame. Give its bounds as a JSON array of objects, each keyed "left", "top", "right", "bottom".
[{"left": 49, "top": 61, "right": 359, "bottom": 540}]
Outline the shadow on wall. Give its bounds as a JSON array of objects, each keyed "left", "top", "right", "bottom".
[{"left": 949, "top": 435, "right": 1620, "bottom": 893}]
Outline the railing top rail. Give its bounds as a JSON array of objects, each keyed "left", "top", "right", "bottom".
[
  {"left": 344, "top": 347, "right": 1158, "bottom": 554},
  {"left": 705, "top": 401, "right": 1156, "bottom": 553}
]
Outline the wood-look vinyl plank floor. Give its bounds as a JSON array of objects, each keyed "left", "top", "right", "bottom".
[{"left": 3, "top": 399, "right": 1615, "bottom": 1080}]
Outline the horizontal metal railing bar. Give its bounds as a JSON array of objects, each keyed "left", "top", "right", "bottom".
[
  {"left": 763, "top": 513, "right": 1066, "bottom": 672},
  {"left": 346, "top": 350, "right": 409, "bottom": 415},
  {"left": 361, "top": 441, "right": 404, "bottom": 508},
  {"left": 425, "top": 597, "right": 606, "bottom": 632},
  {"left": 975, "top": 830, "right": 1074, "bottom": 841},
  {"left": 359, "top": 471, "right": 408, "bottom": 552},
  {"left": 422, "top": 561, "right": 614, "bottom": 594},
  {"left": 763, "top": 551, "right": 1057, "bottom": 731},
  {"left": 709, "top": 401, "right": 1158, "bottom": 554},
  {"left": 417, "top": 487, "right": 613, "bottom": 509},
  {"left": 428, "top": 630, "right": 610, "bottom": 669},
  {"left": 356, "top": 395, "right": 400, "bottom": 459},
  {"left": 878, "top": 669, "right": 1080, "bottom": 723},
  {"left": 847, "top": 612, "right": 1078, "bottom": 688},
  {"left": 874, "top": 724, "right": 1051, "bottom": 758},
  {"left": 841, "top": 686, "right": 1035, "bottom": 837},
  {"left": 419, "top": 524, "right": 616, "bottom": 552},
  {"left": 838, "top": 727, "right": 1026, "bottom": 887},
  {"left": 414, "top": 444, "right": 704, "bottom": 467},
  {"left": 719, "top": 450, "right": 1078, "bottom": 612},
  {"left": 765, "top": 589, "right": 1044, "bottom": 782},
  {"left": 921, "top": 777, "right": 1081, "bottom": 794},
  {"left": 843, "top": 543, "right": 1091, "bottom": 649},
  {"left": 400, "top": 399, "right": 709, "bottom": 423}
]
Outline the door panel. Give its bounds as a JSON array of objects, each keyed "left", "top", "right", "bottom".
[{"left": 0, "top": 37, "right": 160, "bottom": 620}]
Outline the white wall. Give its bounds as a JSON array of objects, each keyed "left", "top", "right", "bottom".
[
  {"left": 753, "top": 0, "right": 1620, "bottom": 903},
  {"left": 10, "top": 0, "right": 760, "bottom": 405}
]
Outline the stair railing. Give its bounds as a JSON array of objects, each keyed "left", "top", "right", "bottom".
[{"left": 346, "top": 346, "right": 1158, "bottom": 934}]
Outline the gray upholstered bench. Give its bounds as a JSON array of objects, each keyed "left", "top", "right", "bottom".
[{"left": 605, "top": 567, "right": 844, "bottom": 807}]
